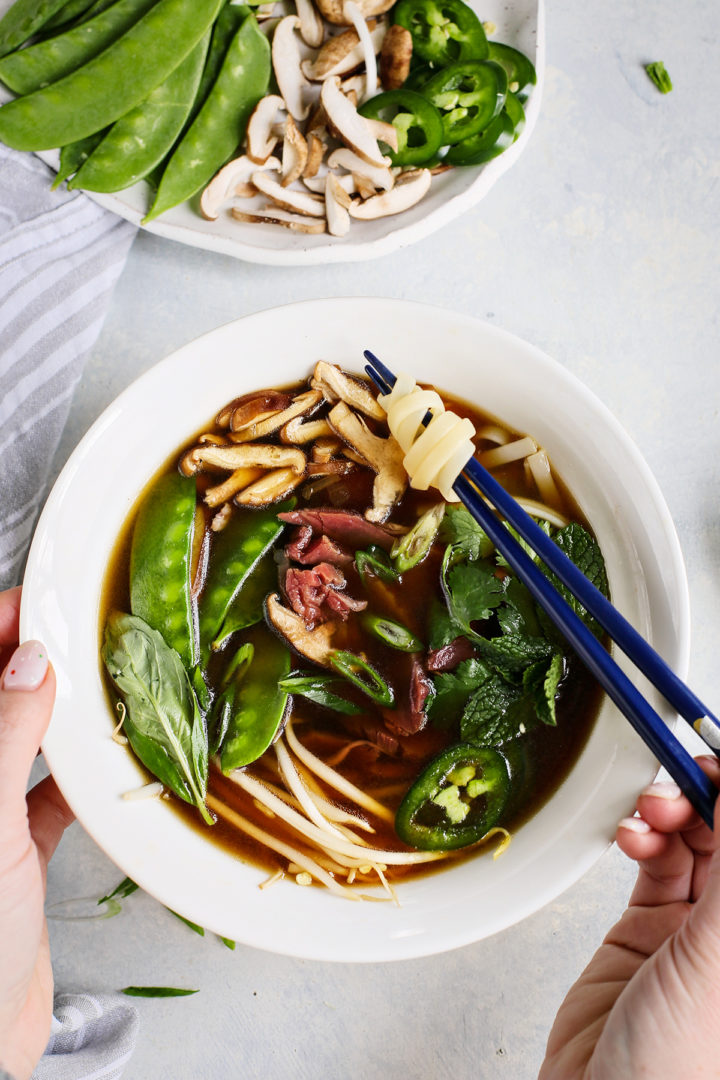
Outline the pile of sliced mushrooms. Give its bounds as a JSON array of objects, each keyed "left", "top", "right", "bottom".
[
  {"left": 200, "top": 0, "right": 441, "bottom": 235},
  {"left": 181, "top": 361, "right": 409, "bottom": 530}
]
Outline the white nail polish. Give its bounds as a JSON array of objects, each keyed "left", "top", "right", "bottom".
[
  {"left": 618, "top": 816, "right": 652, "bottom": 833},
  {"left": 641, "top": 781, "right": 682, "bottom": 800}
]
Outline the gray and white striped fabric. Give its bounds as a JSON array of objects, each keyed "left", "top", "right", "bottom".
[
  {"left": 0, "top": 143, "right": 136, "bottom": 589},
  {"left": 33, "top": 992, "right": 140, "bottom": 1080}
]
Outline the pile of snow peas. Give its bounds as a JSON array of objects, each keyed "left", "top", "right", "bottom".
[{"left": 0, "top": 0, "right": 271, "bottom": 220}]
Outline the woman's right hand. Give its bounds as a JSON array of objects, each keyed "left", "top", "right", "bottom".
[{"left": 540, "top": 757, "right": 720, "bottom": 1079}]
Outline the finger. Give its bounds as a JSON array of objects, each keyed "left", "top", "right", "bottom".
[
  {"left": 0, "top": 586, "right": 21, "bottom": 665},
  {"left": 0, "top": 642, "right": 56, "bottom": 821},
  {"left": 682, "top": 792, "right": 720, "bottom": 967},
  {"left": 619, "top": 811, "right": 697, "bottom": 907},
  {"left": 27, "top": 774, "right": 74, "bottom": 875}
]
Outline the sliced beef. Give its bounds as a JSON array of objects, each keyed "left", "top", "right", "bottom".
[
  {"left": 278, "top": 508, "right": 400, "bottom": 552},
  {"left": 284, "top": 562, "right": 366, "bottom": 629},
  {"left": 427, "top": 636, "right": 476, "bottom": 673},
  {"left": 285, "top": 524, "right": 353, "bottom": 566},
  {"left": 384, "top": 657, "right": 434, "bottom": 736}
]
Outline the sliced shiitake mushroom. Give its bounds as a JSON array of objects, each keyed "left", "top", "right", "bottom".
[
  {"left": 320, "top": 76, "right": 389, "bottom": 168},
  {"left": 311, "top": 360, "right": 385, "bottom": 419},
  {"left": 265, "top": 592, "right": 337, "bottom": 664},
  {"left": 235, "top": 468, "right": 306, "bottom": 507},
  {"left": 272, "top": 16, "right": 312, "bottom": 121},
  {"left": 246, "top": 96, "right": 287, "bottom": 163},
  {"left": 379, "top": 24, "right": 412, "bottom": 90},
  {"left": 349, "top": 167, "right": 431, "bottom": 218},
  {"left": 315, "top": 0, "right": 395, "bottom": 27},
  {"left": 231, "top": 207, "right": 327, "bottom": 233},
  {"left": 230, "top": 389, "right": 324, "bottom": 442},
  {"left": 327, "top": 400, "right": 407, "bottom": 522},
  {"left": 280, "top": 416, "right": 334, "bottom": 443}
]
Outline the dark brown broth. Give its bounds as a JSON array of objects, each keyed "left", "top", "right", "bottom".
[{"left": 100, "top": 379, "right": 603, "bottom": 884}]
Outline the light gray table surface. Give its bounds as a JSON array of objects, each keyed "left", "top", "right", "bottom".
[{"left": 31, "top": 1, "right": 720, "bottom": 1077}]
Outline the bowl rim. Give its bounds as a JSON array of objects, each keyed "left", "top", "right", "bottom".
[{"left": 21, "top": 296, "right": 690, "bottom": 961}]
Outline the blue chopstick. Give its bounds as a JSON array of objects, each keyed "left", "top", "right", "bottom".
[{"left": 364, "top": 349, "right": 718, "bottom": 829}]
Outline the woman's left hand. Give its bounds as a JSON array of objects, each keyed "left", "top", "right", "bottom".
[{"left": 0, "top": 587, "right": 74, "bottom": 1080}]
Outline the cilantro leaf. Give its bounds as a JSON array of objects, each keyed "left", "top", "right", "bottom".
[
  {"left": 443, "top": 558, "right": 504, "bottom": 632},
  {"left": 440, "top": 506, "right": 494, "bottom": 561},
  {"left": 428, "top": 597, "right": 466, "bottom": 651},
  {"left": 495, "top": 519, "right": 553, "bottom": 569},
  {"left": 497, "top": 576, "right": 542, "bottom": 638}
]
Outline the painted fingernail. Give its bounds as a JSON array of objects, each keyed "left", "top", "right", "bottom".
[
  {"left": 618, "top": 816, "right": 652, "bottom": 833},
  {"left": 641, "top": 781, "right": 682, "bottom": 800},
  {"left": 3, "top": 640, "right": 49, "bottom": 691}
]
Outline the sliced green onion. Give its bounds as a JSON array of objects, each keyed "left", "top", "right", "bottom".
[
  {"left": 645, "top": 60, "right": 672, "bottom": 93},
  {"left": 122, "top": 987, "right": 199, "bottom": 998},
  {"left": 355, "top": 544, "right": 401, "bottom": 585},
  {"left": 391, "top": 504, "right": 445, "bottom": 573},
  {"left": 97, "top": 876, "right": 138, "bottom": 906},
  {"left": 169, "top": 910, "right": 205, "bottom": 936},
  {"left": 278, "top": 671, "right": 362, "bottom": 715},
  {"left": 364, "top": 615, "right": 423, "bottom": 652},
  {"left": 330, "top": 650, "right": 394, "bottom": 707}
]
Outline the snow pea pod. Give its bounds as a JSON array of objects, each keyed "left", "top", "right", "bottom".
[
  {"left": 0, "top": 0, "right": 69, "bottom": 59},
  {"left": 190, "top": 1, "right": 250, "bottom": 124},
  {"left": 41, "top": 0, "right": 107, "bottom": 33},
  {"left": 144, "top": 12, "right": 269, "bottom": 222},
  {"left": 197, "top": 501, "right": 289, "bottom": 664},
  {"left": 219, "top": 626, "right": 290, "bottom": 773},
  {"left": 52, "top": 127, "right": 107, "bottom": 186},
  {"left": 212, "top": 548, "right": 277, "bottom": 651},
  {"left": 0, "top": 0, "right": 224, "bottom": 150},
  {"left": 0, "top": 0, "right": 158, "bottom": 96},
  {"left": 69, "top": 30, "right": 209, "bottom": 192},
  {"left": 130, "top": 471, "right": 198, "bottom": 671}
]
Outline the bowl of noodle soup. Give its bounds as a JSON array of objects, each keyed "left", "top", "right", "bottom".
[{"left": 21, "top": 297, "right": 688, "bottom": 961}]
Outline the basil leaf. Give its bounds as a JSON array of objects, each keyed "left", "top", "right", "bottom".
[
  {"left": 122, "top": 986, "right": 199, "bottom": 997},
  {"left": 102, "top": 612, "right": 213, "bottom": 825}
]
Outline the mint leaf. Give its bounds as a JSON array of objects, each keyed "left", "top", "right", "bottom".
[
  {"left": 472, "top": 632, "right": 555, "bottom": 674},
  {"left": 460, "top": 676, "right": 536, "bottom": 747},
  {"left": 440, "top": 505, "right": 494, "bottom": 561},
  {"left": 524, "top": 653, "right": 565, "bottom": 726},
  {"left": 543, "top": 523, "right": 609, "bottom": 639},
  {"left": 430, "top": 658, "right": 490, "bottom": 726}
]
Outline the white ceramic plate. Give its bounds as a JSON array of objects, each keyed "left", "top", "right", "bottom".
[
  {"left": 21, "top": 298, "right": 688, "bottom": 962},
  {"left": 0, "top": 0, "right": 543, "bottom": 264}
]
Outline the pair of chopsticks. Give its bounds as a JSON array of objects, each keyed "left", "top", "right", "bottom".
[{"left": 364, "top": 350, "right": 719, "bottom": 829}]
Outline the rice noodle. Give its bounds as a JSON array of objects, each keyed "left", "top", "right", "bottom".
[
  {"left": 525, "top": 449, "right": 562, "bottom": 509},
  {"left": 228, "top": 769, "right": 448, "bottom": 865},
  {"left": 475, "top": 423, "right": 511, "bottom": 446},
  {"left": 122, "top": 781, "right": 164, "bottom": 801},
  {"left": 377, "top": 373, "right": 475, "bottom": 500},
  {"left": 477, "top": 436, "right": 538, "bottom": 470},
  {"left": 286, "top": 718, "right": 395, "bottom": 824},
  {"left": 206, "top": 793, "right": 362, "bottom": 899},
  {"left": 112, "top": 702, "right": 128, "bottom": 745},
  {"left": 275, "top": 739, "right": 348, "bottom": 840},
  {"left": 514, "top": 497, "right": 569, "bottom": 529}
]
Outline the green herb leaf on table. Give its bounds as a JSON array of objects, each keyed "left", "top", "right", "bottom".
[
  {"left": 101, "top": 612, "right": 213, "bottom": 825},
  {"left": 169, "top": 910, "right": 205, "bottom": 936},
  {"left": 97, "top": 877, "right": 138, "bottom": 907},
  {"left": 645, "top": 61, "right": 672, "bottom": 93},
  {"left": 122, "top": 987, "right": 199, "bottom": 998}
]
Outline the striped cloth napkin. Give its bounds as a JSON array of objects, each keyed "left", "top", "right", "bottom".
[
  {"left": 0, "top": 144, "right": 139, "bottom": 1077},
  {"left": 0, "top": 143, "right": 137, "bottom": 589}
]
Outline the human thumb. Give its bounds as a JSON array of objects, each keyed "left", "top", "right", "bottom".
[{"left": 0, "top": 641, "right": 56, "bottom": 823}]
